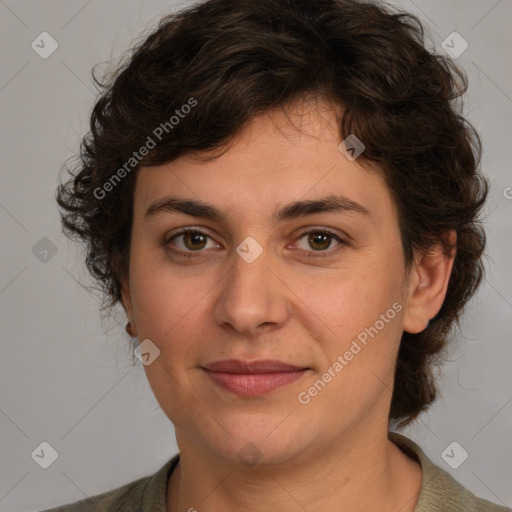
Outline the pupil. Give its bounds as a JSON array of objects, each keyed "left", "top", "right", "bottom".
[
  {"left": 310, "top": 233, "right": 330, "bottom": 250},
  {"left": 186, "top": 233, "right": 206, "bottom": 250}
]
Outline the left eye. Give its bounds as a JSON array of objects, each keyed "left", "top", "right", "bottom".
[{"left": 294, "top": 230, "right": 344, "bottom": 252}]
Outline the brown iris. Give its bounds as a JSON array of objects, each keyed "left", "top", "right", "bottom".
[
  {"left": 308, "top": 232, "right": 332, "bottom": 251},
  {"left": 183, "top": 232, "right": 208, "bottom": 250}
]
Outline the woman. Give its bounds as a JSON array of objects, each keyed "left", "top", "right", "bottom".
[{"left": 42, "top": 0, "right": 509, "bottom": 510}]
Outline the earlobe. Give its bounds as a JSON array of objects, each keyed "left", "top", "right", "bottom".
[
  {"left": 120, "top": 277, "right": 137, "bottom": 337},
  {"left": 402, "top": 231, "right": 456, "bottom": 334}
]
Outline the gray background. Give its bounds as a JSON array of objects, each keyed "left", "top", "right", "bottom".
[{"left": 0, "top": 0, "right": 511, "bottom": 510}]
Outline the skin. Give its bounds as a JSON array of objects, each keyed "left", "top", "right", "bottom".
[{"left": 121, "top": 98, "right": 455, "bottom": 512}]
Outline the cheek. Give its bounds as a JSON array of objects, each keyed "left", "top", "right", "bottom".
[
  {"left": 130, "top": 265, "right": 205, "bottom": 406},
  {"left": 298, "top": 275, "right": 403, "bottom": 415},
  {"left": 294, "top": 254, "right": 405, "bottom": 397},
  {"left": 298, "top": 258, "right": 403, "bottom": 340},
  {"left": 129, "top": 245, "right": 199, "bottom": 328}
]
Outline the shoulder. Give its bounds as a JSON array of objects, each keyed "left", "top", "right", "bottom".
[
  {"left": 39, "top": 454, "right": 179, "bottom": 512},
  {"left": 38, "top": 478, "right": 147, "bottom": 512},
  {"left": 389, "top": 432, "right": 511, "bottom": 512}
]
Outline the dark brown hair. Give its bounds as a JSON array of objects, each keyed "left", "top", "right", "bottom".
[{"left": 57, "top": 0, "right": 487, "bottom": 427}]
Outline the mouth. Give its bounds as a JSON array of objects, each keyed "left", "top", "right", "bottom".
[{"left": 201, "top": 359, "right": 310, "bottom": 396}]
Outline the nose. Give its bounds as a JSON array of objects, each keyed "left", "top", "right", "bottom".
[{"left": 212, "top": 244, "right": 290, "bottom": 336}]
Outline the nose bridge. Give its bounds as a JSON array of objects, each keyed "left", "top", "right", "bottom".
[
  {"left": 232, "top": 240, "right": 270, "bottom": 289},
  {"left": 213, "top": 237, "right": 287, "bottom": 333}
]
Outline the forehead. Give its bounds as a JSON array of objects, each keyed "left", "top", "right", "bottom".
[{"left": 133, "top": 102, "right": 395, "bottom": 226}]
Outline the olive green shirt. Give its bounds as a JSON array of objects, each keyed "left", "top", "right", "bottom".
[{"left": 40, "top": 432, "right": 510, "bottom": 511}]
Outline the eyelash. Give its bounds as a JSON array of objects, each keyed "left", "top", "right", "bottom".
[{"left": 165, "top": 228, "right": 347, "bottom": 259}]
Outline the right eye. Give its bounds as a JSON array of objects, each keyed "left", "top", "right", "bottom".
[{"left": 166, "top": 228, "right": 221, "bottom": 254}]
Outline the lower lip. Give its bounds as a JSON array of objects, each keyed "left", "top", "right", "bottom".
[{"left": 204, "top": 369, "right": 308, "bottom": 396}]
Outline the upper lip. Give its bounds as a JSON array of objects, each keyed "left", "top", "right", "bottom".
[{"left": 202, "top": 359, "right": 306, "bottom": 374}]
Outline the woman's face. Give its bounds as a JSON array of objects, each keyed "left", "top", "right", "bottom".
[{"left": 122, "top": 101, "right": 414, "bottom": 465}]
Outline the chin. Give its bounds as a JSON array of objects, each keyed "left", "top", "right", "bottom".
[{"left": 202, "top": 413, "right": 312, "bottom": 467}]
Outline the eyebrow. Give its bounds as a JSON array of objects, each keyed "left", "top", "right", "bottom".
[{"left": 144, "top": 194, "right": 371, "bottom": 223}]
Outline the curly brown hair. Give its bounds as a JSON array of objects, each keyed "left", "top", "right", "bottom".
[{"left": 56, "top": 0, "right": 487, "bottom": 427}]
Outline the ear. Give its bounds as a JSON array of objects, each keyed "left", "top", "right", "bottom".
[
  {"left": 402, "top": 230, "right": 456, "bottom": 334},
  {"left": 120, "top": 276, "right": 137, "bottom": 337}
]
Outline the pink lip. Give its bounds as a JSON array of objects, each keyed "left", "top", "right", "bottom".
[{"left": 202, "top": 359, "right": 309, "bottom": 396}]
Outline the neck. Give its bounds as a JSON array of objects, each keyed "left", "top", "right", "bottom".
[{"left": 166, "top": 426, "right": 422, "bottom": 512}]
